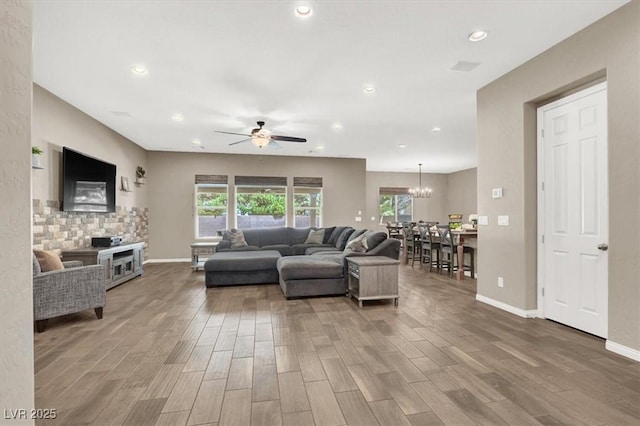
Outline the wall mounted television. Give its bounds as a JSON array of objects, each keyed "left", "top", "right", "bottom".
[{"left": 62, "top": 147, "right": 116, "bottom": 212}]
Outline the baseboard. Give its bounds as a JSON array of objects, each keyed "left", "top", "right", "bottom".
[
  {"left": 145, "top": 258, "right": 190, "bottom": 264},
  {"left": 475, "top": 294, "right": 537, "bottom": 318},
  {"left": 605, "top": 340, "right": 640, "bottom": 361}
]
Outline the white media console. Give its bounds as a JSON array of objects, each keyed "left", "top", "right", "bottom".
[{"left": 61, "top": 242, "right": 144, "bottom": 290}]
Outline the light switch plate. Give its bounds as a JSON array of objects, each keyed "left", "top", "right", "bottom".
[
  {"left": 492, "top": 188, "right": 503, "bottom": 199},
  {"left": 355, "top": 217, "right": 362, "bottom": 222},
  {"left": 498, "top": 215, "right": 509, "bottom": 226},
  {"left": 478, "top": 215, "right": 489, "bottom": 226}
]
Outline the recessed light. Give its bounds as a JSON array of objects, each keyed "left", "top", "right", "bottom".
[
  {"left": 332, "top": 122, "right": 343, "bottom": 130},
  {"left": 131, "top": 65, "right": 148, "bottom": 75},
  {"left": 316, "top": 146, "right": 324, "bottom": 151},
  {"left": 398, "top": 144, "right": 407, "bottom": 149},
  {"left": 172, "top": 113, "right": 184, "bottom": 122},
  {"left": 192, "top": 139, "right": 201, "bottom": 145},
  {"left": 363, "top": 86, "right": 376, "bottom": 94},
  {"left": 295, "top": 5, "right": 312, "bottom": 17},
  {"left": 431, "top": 126, "right": 441, "bottom": 133},
  {"left": 468, "top": 30, "right": 488, "bottom": 42}
]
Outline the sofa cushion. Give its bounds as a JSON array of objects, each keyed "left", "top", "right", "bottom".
[
  {"left": 220, "top": 245, "right": 260, "bottom": 252},
  {"left": 277, "top": 256, "right": 344, "bottom": 280},
  {"left": 304, "top": 229, "right": 325, "bottom": 244},
  {"left": 365, "top": 231, "right": 388, "bottom": 251},
  {"left": 345, "top": 232, "right": 368, "bottom": 253},
  {"left": 305, "top": 246, "right": 339, "bottom": 255},
  {"left": 205, "top": 250, "right": 281, "bottom": 272},
  {"left": 225, "top": 229, "right": 248, "bottom": 248},
  {"left": 33, "top": 249, "right": 64, "bottom": 272},
  {"left": 257, "top": 227, "right": 288, "bottom": 247},
  {"left": 261, "top": 244, "right": 292, "bottom": 256},
  {"left": 334, "top": 227, "right": 355, "bottom": 250},
  {"left": 290, "top": 243, "right": 331, "bottom": 256},
  {"left": 287, "top": 227, "right": 312, "bottom": 245}
]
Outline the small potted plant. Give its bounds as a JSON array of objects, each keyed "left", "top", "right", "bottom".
[
  {"left": 135, "top": 166, "right": 146, "bottom": 184},
  {"left": 32, "top": 146, "right": 43, "bottom": 168}
]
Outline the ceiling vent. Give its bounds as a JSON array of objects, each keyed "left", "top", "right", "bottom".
[
  {"left": 451, "top": 61, "right": 481, "bottom": 72},
  {"left": 111, "top": 111, "right": 132, "bottom": 117}
]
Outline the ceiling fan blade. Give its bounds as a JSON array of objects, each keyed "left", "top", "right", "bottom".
[
  {"left": 267, "top": 140, "right": 281, "bottom": 149},
  {"left": 229, "top": 138, "right": 251, "bottom": 146},
  {"left": 270, "top": 135, "right": 307, "bottom": 143},
  {"left": 215, "top": 131, "right": 252, "bottom": 137}
]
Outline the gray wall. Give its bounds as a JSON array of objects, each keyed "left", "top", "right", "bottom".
[
  {"left": 32, "top": 85, "right": 148, "bottom": 209},
  {"left": 148, "top": 152, "right": 366, "bottom": 259},
  {"left": 0, "top": 0, "right": 35, "bottom": 422},
  {"left": 446, "top": 168, "right": 478, "bottom": 221},
  {"left": 477, "top": 1, "right": 639, "bottom": 351}
]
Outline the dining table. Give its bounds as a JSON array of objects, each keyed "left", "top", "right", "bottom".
[{"left": 451, "top": 229, "right": 478, "bottom": 280}]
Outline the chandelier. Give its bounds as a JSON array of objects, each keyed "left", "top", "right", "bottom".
[{"left": 409, "top": 163, "right": 432, "bottom": 198}]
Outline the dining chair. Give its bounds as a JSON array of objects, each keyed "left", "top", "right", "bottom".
[
  {"left": 402, "top": 222, "right": 420, "bottom": 267},
  {"left": 437, "top": 225, "right": 475, "bottom": 278},
  {"left": 419, "top": 222, "right": 440, "bottom": 272}
]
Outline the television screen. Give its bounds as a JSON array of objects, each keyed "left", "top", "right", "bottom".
[{"left": 62, "top": 147, "right": 116, "bottom": 212}]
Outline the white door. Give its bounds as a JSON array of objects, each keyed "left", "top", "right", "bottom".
[{"left": 538, "top": 82, "right": 608, "bottom": 338}]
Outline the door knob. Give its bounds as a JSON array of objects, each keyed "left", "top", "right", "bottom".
[{"left": 597, "top": 243, "right": 608, "bottom": 251}]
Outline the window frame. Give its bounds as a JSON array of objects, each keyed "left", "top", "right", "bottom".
[
  {"left": 293, "top": 186, "right": 323, "bottom": 228},
  {"left": 195, "top": 183, "right": 229, "bottom": 239},
  {"left": 235, "top": 184, "right": 288, "bottom": 229},
  {"left": 379, "top": 193, "right": 413, "bottom": 224}
]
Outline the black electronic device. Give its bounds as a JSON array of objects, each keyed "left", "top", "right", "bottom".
[
  {"left": 91, "top": 236, "right": 122, "bottom": 247},
  {"left": 62, "top": 147, "right": 116, "bottom": 212}
]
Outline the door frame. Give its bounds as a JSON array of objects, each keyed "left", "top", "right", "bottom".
[{"left": 536, "top": 81, "right": 608, "bottom": 319}]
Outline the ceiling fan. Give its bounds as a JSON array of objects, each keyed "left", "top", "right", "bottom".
[{"left": 215, "top": 121, "right": 307, "bottom": 149}]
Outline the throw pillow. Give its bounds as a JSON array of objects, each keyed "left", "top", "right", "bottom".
[
  {"left": 304, "top": 229, "right": 325, "bottom": 244},
  {"left": 226, "top": 229, "right": 248, "bottom": 249},
  {"left": 345, "top": 232, "right": 368, "bottom": 253},
  {"left": 335, "top": 228, "right": 355, "bottom": 250},
  {"left": 33, "top": 249, "right": 64, "bottom": 272},
  {"left": 366, "top": 231, "right": 387, "bottom": 251},
  {"left": 327, "top": 226, "right": 346, "bottom": 245},
  {"left": 347, "top": 229, "right": 367, "bottom": 242}
]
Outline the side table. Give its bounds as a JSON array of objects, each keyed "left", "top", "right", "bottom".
[
  {"left": 347, "top": 256, "right": 400, "bottom": 307},
  {"left": 191, "top": 242, "right": 219, "bottom": 271}
]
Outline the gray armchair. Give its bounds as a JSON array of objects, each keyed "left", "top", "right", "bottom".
[{"left": 32, "top": 255, "right": 106, "bottom": 332}]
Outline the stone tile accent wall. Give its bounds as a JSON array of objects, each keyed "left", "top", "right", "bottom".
[{"left": 33, "top": 200, "right": 148, "bottom": 256}]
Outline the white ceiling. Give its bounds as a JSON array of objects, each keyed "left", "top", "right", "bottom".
[{"left": 33, "top": 0, "right": 627, "bottom": 173}]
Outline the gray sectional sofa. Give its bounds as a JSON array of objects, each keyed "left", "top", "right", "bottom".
[{"left": 205, "top": 226, "right": 401, "bottom": 299}]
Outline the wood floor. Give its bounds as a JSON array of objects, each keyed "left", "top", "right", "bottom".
[{"left": 34, "top": 263, "right": 639, "bottom": 426}]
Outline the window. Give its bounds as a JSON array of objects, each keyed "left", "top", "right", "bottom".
[
  {"left": 294, "top": 187, "right": 322, "bottom": 227},
  {"left": 236, "top": 185, "right": 287, "bottom": 229},
  {"left": 379, "top": 187, "right": 412, "bottom": 223},
  {"left": 196, "top": 184, "right": 228, "bottom": 238}
]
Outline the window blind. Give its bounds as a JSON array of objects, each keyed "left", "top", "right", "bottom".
[
  {"left": 235, "top": 176, "right": 287, "bottom": 186},
  {"left": 293, "top": 177, "right": 323, "bottom": 187},
  {"left": 195, "top": 174, "right": 228, "bottom": 184},
  {"left": 379, "top": 187, "right": 411, "bottom": 195}
]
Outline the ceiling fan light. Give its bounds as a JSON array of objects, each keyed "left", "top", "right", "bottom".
[{"left": 252, "top": 137, "right": 270, "bottom": 148}]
